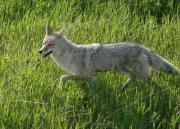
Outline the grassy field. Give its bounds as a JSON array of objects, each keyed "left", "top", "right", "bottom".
[{"left": 0, "top": 0, "right": 180, "bottom": 128}]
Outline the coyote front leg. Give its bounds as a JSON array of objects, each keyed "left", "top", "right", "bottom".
[
  {"left": 60, "top": 75, "right": 87, "bottom": 83},
  {"left": 60, "top": 75, "right": 97, "bottom": 99}
]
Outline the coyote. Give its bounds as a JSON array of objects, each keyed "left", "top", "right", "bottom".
[{"left": 39, "top": 24, "right": 180, "bottom": 88}]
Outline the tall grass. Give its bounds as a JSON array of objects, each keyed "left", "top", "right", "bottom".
[{"left": 0, "top": 0, "right": 180, "bottom": 128}]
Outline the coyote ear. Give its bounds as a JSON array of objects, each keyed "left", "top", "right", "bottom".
[
  {"left": 57, "top": 28, "right": 65, "bottom": 38},
  {"left": 46, "top": 23, "right": 53, "bottom": 35}
]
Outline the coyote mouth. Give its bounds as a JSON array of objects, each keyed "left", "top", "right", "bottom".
[{"left": 42, "top": 50, "right": 53, "bottom": 57}]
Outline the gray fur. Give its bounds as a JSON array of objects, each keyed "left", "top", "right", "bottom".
[{"left": 39, "top": 27, "right": 180, "bottom": 88}]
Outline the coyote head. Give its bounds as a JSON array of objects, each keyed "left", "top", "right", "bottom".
[{"left": 39, "top": 24, "right": 64, "bottom": 57}]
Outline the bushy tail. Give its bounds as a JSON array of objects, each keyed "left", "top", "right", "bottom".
[
  {"left": 147, "top": 52, "right": 180, "bottom": 75},
  {"left": 141, "top": 46, "right": 180, "bottom": 74}
]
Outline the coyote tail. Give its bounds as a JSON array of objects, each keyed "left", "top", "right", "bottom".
[{"left": 147, "top": 52, "right": 180, "bottom": 75}]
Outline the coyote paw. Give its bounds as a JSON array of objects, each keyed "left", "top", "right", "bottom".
[
  {"left": 60, "top": 75, "right": 69, "bottom": 84},
  {"left": 122, "top": 78, "right": 131, "bottom": 90},
  {"left": 122, "top": 83, "right": 129, "bottom": 89},
  {"left": 122, "top": 86, "right": 127, "bottom": 92}
]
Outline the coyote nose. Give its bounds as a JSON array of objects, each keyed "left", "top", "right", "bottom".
[{"left": 39, "top": 50, "right": 42, "bottom": 54}]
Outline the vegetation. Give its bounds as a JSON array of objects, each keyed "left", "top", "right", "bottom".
[{"left": 0, "top": 0, "right": 180, "bottom": 128}]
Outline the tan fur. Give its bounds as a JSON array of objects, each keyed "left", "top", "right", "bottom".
[{"left": 39, "top": 25, "right": 180, "bottom": 88}]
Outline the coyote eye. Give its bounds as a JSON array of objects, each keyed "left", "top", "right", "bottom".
[{"left": 48, "top": 44, "right": 53, "bottom": 46}]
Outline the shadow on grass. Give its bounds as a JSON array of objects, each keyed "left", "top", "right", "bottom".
[{"left": 58, "top": 74, "right": 180, "bottom": 129}]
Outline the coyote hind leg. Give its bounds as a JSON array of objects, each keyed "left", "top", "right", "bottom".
[
  {"left": 122, "top": 54, "right": 151, "bottom": 89},
  {"left": 122, "top": 75, "right": 137, "bottom": 90},
  {"left": 123, "top": 77, "right": 132, "bottom": 89}
]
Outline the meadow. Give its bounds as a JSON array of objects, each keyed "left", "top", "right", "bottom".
[{"left": 0, "top": 0, "right": 180, "bottom": 128}]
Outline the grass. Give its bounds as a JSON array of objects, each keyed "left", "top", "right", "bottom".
[{"left": 0, "top": 0, "right": 180, "bottom": 128}]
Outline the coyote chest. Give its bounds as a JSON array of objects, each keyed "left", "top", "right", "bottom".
[{"left": 51, "top": 53, "right": 78, "bottom": 75}]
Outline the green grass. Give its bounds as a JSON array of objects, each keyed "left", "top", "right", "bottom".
[{"left": 0, "top": 0, "right": 180, "bottom": 128}]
